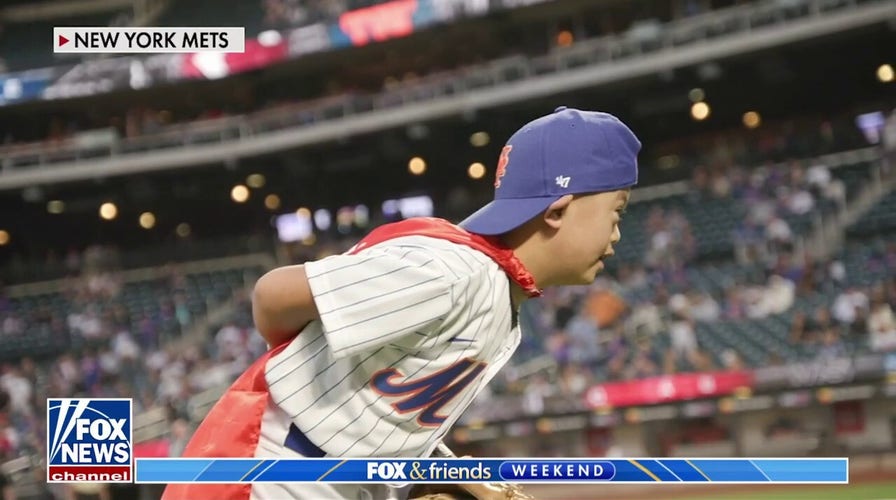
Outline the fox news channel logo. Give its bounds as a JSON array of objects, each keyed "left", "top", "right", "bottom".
[{"left": 47, "top": 399, "right": 133, "bottom": 483}]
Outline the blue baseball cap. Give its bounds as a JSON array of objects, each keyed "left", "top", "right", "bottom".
[{"left": 460, "top": 106, "right": 640, "bottom": 235}]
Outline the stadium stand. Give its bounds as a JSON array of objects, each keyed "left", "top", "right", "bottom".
[
  {"left": 849, "top": 191, "right": 896, "bottom": 237},
  {"left": 0, "top": 261, "right": 266, "bottom": 362},
  {"left": 1, "top": 0, "right": 887, "bottom": 168},
  {"left": 0, "top": 0, "right": 146, "bottom": 72}
]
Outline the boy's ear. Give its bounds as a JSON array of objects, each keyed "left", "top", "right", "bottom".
[{"left": 543, "top": 195, "right": 574, "bottom": 230}]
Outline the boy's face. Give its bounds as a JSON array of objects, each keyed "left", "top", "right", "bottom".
[{"left": 548, "top": 189, "right": 629, "bottom": 285}]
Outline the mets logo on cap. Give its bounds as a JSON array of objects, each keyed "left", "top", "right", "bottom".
[
  {"left": 47, "top": 398, "right": 133, "bottom": 483},
  {"left": 494, "top": 145, "right": 512, "bottom": 188}
]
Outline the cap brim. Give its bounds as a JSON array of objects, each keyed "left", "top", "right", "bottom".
[{"left": 459, "top": 196, "right": 560, "bottom": 236}]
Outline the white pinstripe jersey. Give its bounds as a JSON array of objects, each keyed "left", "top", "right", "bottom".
[{"left": 258, "top": 236, "right": 519, "bottom": 465}]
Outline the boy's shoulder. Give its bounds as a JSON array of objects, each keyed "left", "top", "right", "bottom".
[{"left": 359, "top": 234, "right": 505, "bottom": 283}]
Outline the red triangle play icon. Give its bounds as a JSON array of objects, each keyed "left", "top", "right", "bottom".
[{"left": 58, "top": 34, "right": 69, "bottom": 46}]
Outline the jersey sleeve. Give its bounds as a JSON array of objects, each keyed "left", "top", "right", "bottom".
[{"left": 303, "top": 246, "right": 453, "bottom": 358}]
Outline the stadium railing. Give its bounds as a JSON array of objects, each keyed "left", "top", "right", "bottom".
[{"left": 0, "top": 232, "right": 275, "bottom": 284}]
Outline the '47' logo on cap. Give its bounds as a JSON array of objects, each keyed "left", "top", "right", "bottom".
[
  {"left": 47, "top": 398, "right": 132, "bottom": 483},
  {"left": 494, "top": 145, "right": 512, "bottom": 188}
]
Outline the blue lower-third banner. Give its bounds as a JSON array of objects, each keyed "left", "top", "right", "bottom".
[{"left": 134, "top": 458, "right": 848, "bottom": 484}]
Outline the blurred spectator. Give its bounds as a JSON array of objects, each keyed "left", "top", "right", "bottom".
[
  {"left": 644, "top": 207, "right": 695, "bottom": 269},
  {"left": 688, "top": 291, "right": 721, "bottom": 322},
  {"left": 720, "top": 349, "right": 745, "bottom": 371},
  {"left": 816, "top": 329, "right": 846, "bottom": 359},
  {"left": 828, "top": 259, "right": 847, "bottom": 287},
  {"left": 544, "top": 329, "right": 570, "bottom": 366},
  {"left": 627, "top": 336, "right": 661, "bottom": 379},
  {"left": 783, "top": 186, "right": 815, "bottom": 216},
  {"left": 111, "top": 328, "right": 140, "bottom": 364},
  {"left": 173, "top": 291, "right": 192, "bottom": 330},
  {"left": 722, "top": 285, "right": 747, "bottom": 320},
  {"left": 668, "top": 314, "right": 697, "bottom": 360},
  {"left": 582, "top": 281, "right": 627, "bottom": 329},
  {"left": 64, "top": 482, "right": 110, "bottom": 500},
  {"left": 167, "top": 418, "right": 191, "bottom": 458},
  {"left": 745, "top": 275, "right": 795, "bottom": 319},
  {"left": 521, "top": 374, "right": 554, "bottom": 415},
  {"left": 0, "top": 467, "right": 13, "bottom": 500},
  {"left": 262, "top": 0, "right": 310, "bottom": 29},
  {"left": 868, "top": 293, "right": 896, "bottom": 351},
  {"left": 791, "top": 307, "right": 834, "bottom": 344},
  {"left": 765, "top": 215, "right": 793, "bottom": 251},
  {"left": 559, "top": 363, "right": 591, "bottom": 395},
  {"left": 564, "top": 313, "right": 601, "bottom": 365},
  {"left": 626, "top": 299, "right": 665, "bottom": 338},
  {"left": 0, "top": 367, "right": 31, "bottom": 418},
  {"left": 689, "top": 349, "right": 716, "bottom": 372},
  {"left": 832, "top": 287, "right": 869, "bottom": 329},
  {"left": 807, "top": 161, "right": 846, "bottom": 209},
  {"left": 215, "top": 321, "right": 246, "bottom": 361}
]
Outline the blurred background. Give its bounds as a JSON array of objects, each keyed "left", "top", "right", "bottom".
[{"left": 0, "top": 0, "right": 894, "bottom": 499}]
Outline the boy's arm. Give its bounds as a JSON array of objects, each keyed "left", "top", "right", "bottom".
[{"left": 252, "top": 265, "right": 320, "bottom": 348}]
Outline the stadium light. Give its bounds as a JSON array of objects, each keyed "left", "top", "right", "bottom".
[
  {"left": 690, "top": 102, "right": 710, "bottom": 121},
  {"left": 408, "top": 157, "right": 427, "bottom": 175},
  {"left": 468, "top": 162, "right": 486, "bottom": 180},
  {"left": 314, "top": 209, "right": 331, "bottom": 230},
  {"left": 688, "top": 88, "right": 705, "bottom": 103},
  {"left": 47, "top": 200, "right": 65, "bottom": 214},
  {"left": 99, "top": 202, "right": 118, "bottom": 220},
  {"left": 354, "top": 205, "right": 370, "bottom": 227},
  {"left": 556, "top": 30, "right": 574, "bottom": 47},
  {"left": 176, "top": 223, "right": 191, "bottom": 238},
  {"left": 336, "top": 207, "right": 354, "bottom": 233},
  {"left": 247, "top": 173, "right": 266, "bottom": 188},
  {"left": 0, "top": 230, "right": 8, "bottom": 246},
  {"left": 231, "top": 184, "right": 250, "bottom": 203},
  {"left": 470, "top": 132, "right": 490, "bottom": 147},
  {"left": 265, "top": 194, "right": 281, "bottom": 210},
  {"left": 742, "top": 111, "right": 761, "bottom": 129},
  {"left": 139, "top": 212, "right": 156, "bottom": 229},
  {"left": 657, "top": 155, "right": 681, "bottom": 170},
  {"left": 878, "top": 64, "right": 894, "bottom": 83}
]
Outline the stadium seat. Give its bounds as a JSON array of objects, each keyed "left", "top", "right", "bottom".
[{"left": 0, "top": 265, "right": 264, "bottom": 362}]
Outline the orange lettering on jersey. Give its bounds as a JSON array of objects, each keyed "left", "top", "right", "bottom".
[
  {"left": 494, "top": 145, "right": 512, "bottom": 188},
  {"left": 371, "top": 358, "right": 487, "bottom": 427}
]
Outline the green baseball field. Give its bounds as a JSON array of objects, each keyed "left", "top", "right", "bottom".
[
  {"left": 529, "top": 477, "right": 896, "bottom": 499},
  {"left": 666, "top": 481, "right": 896, "bottom": 500}
]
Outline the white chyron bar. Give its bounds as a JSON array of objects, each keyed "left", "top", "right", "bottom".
[{"left": 54, "top": 28, "right": 245, "bottom": 53}]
